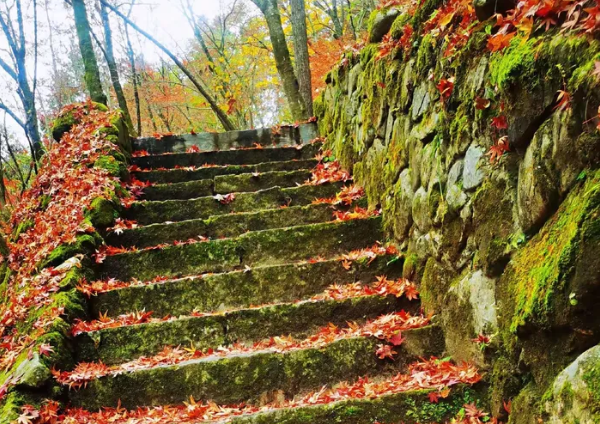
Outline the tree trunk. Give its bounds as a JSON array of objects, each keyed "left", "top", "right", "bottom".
[
  {"left": 99, "top": 2, "right": 135, "bottom": 135},
  {"left": 100, "top": 0, "right": 236, "bottom": 132},
  {"left": 290, "top": 0, "right": 313, "bottom": 117},
  {"left": 251, "top": 0, "right": 307, "bottom": 121},
  {"left": 124, "top": 25, "right": 142, "bottom": 136},
  {"left": 72, "top": 0, "right": 107, "bottom": 105}
]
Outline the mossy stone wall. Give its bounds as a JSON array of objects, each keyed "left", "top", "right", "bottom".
[{"left": 316, "top": 12, "right": 600, "bottom": 423}]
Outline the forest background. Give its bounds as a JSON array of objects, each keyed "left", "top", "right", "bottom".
[{"left": 0, "top": 0, "right": 373, "bottom": 213}]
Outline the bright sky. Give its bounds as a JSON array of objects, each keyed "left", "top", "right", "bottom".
[{"left": 130, "top": 0, "right": 237, "bottom": 60}]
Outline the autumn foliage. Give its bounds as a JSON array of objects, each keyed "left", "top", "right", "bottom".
[{"left": 0, "top": 102, "right": 133, "bottom": 401}]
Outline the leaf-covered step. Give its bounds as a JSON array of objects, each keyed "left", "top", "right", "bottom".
[
  {"left": 230, "top": 385, "right": 481, "bottom": 424},
  {"left": 214, "top": 169, "right": 312, "bottom": 195},
  {"left": 133, "top": 159, "right": 318, "bottom": 185},
  {"left": 140, "top": 179, "right": 213, "bottom": 201},
  {"left": 76, "top": 294, "right": 418, "bottom": 365},
  {"left": 126, "top": 182, "right": 344, "bottom": 225},
  {"left": 68, "top": 326, "right": 444, "bottom": 410},
  {"left": 132, "top": 143, "right": 321, "bottom": 170},
  {"left": 100, "top": 217, "right": 383, "bottom": 281},
  {"left": 89, "top": 254, "right": 402, "bottom": 318},
  {"left": 107, "top": 203, "right": 337, "bottom": 249}
]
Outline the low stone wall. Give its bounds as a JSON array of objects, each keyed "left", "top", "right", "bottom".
[
  {"left": 133, "top": 123, "right": 319, "bottom": 155},
  {"left": 315, "top": 3, "right": 600, "bottom": 421}
]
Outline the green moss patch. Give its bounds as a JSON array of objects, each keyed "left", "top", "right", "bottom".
[{"left": 507, "top": 171, "right": 600, "bottom": 333}]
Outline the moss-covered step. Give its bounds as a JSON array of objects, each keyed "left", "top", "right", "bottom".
[
  {"left": 107, "top": 203, "right": 337, "bottom": 249},
  {"left": 68, "top": 326, "right": 444, "bottom": 410},
  {"left": 132, "top": 143, "right": 321, "bottom": 170},
  {"left": 214, "top": 170, "right": 313, "bottom": 195},
  {"left": 77, "top": 294, "right": 418, "bottom": 365},
  {"left": 231, "top": 385, "right": 482, "bottom": 424},
  {"left": 140, "top": 179, "right": 213, "bottom": 201},
  {"left": 125, "top": 182, "right": 344, "bottom": 225},
  {"left": 90, "top": 255, "right": 403, "bottom": 318},
  {"left": 134, "top": 159, "right": 318, "bottom": 185},
  {"left": 100, "top": 217, "right": 383, "bottom": 282}
]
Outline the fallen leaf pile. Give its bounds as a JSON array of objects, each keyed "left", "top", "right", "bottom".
[{"left": 0, "top": 102, "right": 133, "bottom": 400}]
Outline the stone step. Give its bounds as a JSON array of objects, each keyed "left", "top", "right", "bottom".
[
  {"left": 139, "top": 170, "right": 313, "bottom": 202},
  {"left": 107, "top": 203, "right": 337, "bottom": 249},
  {"left": 132, "top": 123, "right": 318, "bottom": 155},
  {"left": 140, "top": 179, "right": 213, "bottom": 201},
  {"left": 77, "top": 294, "right": 418, "bottom": 365},
  {"left": 133, "top": 159, "right": 318, "bottom": 185},
  {"left": 90, "top": 255, "right": 403, "bottom": 318},
  {"left": 125, "top": 182, "right": 344, "bottom": 225},
  {"left": 68, "top": 326, "right": 443, "bottom": 410},
  {"left": 132, "top": 143, "right": 321, "bottom": 170},
  {"left": 229, "top": 385, "right": 479, "bottom": 424},
  {"left": 214, "top": 169, "right": 312, "bottom": 195},
  {"left": 100, "top": 217, "right": 383, "bottom": 282}
]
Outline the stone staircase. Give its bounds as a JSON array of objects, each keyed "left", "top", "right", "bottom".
[{"left": 60, "top": 131, "right": 483, "bottom": 423}]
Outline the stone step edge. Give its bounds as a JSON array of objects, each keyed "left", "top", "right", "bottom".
[
  {"left": 66, "top": 326, "right": 444, "bottom": 409},
  {"left": 105, "top": 202, "right": 352, "bottom": 249},
  {"left": 144, "top": 169, "right": 313, "bottom": 194},
  {"left": 228, "top": 384, "right": 482, "bottom": 424},
  {"left": 124, "top": 181, "right": 346, "bottom": 225},
  {"left": 104, "top": 217, "right": 381, "bottom": 261},
  {"left": 75, "top": 293, "right": 419, "bottom": 364},
  {"left": 85, "top": 252, "right": 403, "bottom": 319},
  {"left": 132, "top": 159, "right": 319, "bottom": 183}
]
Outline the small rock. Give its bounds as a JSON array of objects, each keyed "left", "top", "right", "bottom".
[
  {"left": 298, "top": 123, "right": 318, "bottom": 144},
  {"left": 15, "top": 354, "right": 51, "bottom": 389},
  {"left": 517, "top": 127, "right": 559, "bottom": 233},
  {"left": 463, "top": 145, "right": 485, "bottom": 190},
  {"left": 412, "top": 187, "right": 431, "bottom": 232},
  {"left": 368, "top": 8, "right": 401, "bottom": 43},
  {"left": 546, "top": 344, "right": 600, "bottom": 423},
  {"left": 411, "top": 82, "right": 431, "bottom": 121},
  {"left": 446, "top": 160, "right": 468, "bottom": 211},
  {"left": 451, "top": 271, "right": 498, "bottom": 334}
]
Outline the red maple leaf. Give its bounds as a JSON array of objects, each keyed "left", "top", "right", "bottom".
[
  {"left": 488, "top": 136, "right": 511, "bottom": 164},
  {"left": 554, "top": 89, "right": 572, "bottom": 111},
  {"left": 428, "top": 391, "right": 440, "bottom": 403},
  {"left": 375, "top": 344, "right": 397, "bottom": 360},
  {"left": 437, "top": 77, "right": 455, "bottom": 101},
  {"left": 491, "top": 115, "right": 508, "bottom": 130},
  {"left": 475, "top": 96, "right": 491, "bottom": 110},
  {"left": 39, "top": 343, "right": 54, "bottom": 357}
]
